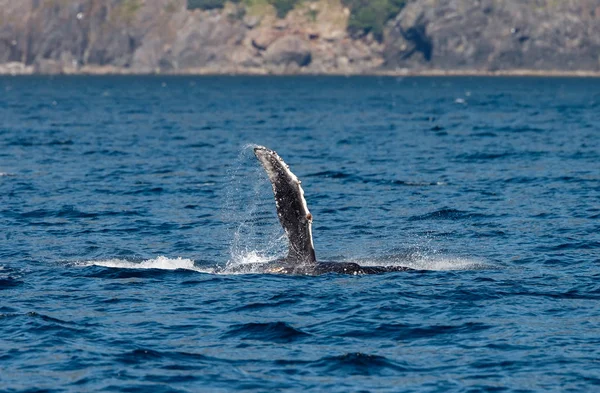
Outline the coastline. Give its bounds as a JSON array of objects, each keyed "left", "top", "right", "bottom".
[
  {"left": 1, "top": 62, "right": 600, "bottom": 78},
  {"left": 3, "top": 0, "right": 600, "bottom": 81}
]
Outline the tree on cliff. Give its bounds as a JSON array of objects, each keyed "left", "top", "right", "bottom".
[{"left": 343, "top": 0, "right": 407, "bottom": 41}]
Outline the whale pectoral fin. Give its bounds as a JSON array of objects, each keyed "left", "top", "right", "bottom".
[{"left": 254, "top": 146, "right": 317, "bottom": 264}]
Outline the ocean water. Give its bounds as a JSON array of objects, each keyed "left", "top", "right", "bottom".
[{"left": 1, "top": 76, "right": 599, "bottom": 392}]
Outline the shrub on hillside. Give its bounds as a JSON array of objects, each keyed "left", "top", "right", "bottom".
[
  {"left": 343, "top": 0, "right": 406, "bottom": 41},
  {"left": 188, "top": 0, "right": 300, "bottom": 17},
  {"left": 187, "top": 0, "right": 228, "bottom": 10},
  {"left": 268, "top": 0, "right": 301, "bottom": 18}
]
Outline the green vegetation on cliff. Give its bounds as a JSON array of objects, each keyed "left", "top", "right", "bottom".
[
  {"left": 268, "top": 0, "right": 301, "bottom": 17},
  {"left": 187, "top": 0, "right": 301, "bottom": 18},
  {"left": 342, "top": 0, "right": 406, "bottom": 40},
  {"left": 187, "top": 0, "right": 406, "bottom": 41},
  {"left": 187, "top": 0, "right": 234, "bottom": 10}
]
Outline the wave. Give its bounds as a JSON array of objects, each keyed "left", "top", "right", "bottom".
[
  {"left": 116, "top": 348, "right": 218, "bottom": 366},
  {"left": 222, "top": 322, "right": 310, "bottom": 343},
  {"left": 311, "top": 352, "right": 409, "bottom": 375},
  {"left": 76, "top": 252, "right": 280, "bottom": 276},
  {"left": 0, "top": 266, "right": 24, "bottom": 289},
  {"left": 77, "top": 256, "right": 213, "bottom": 273},
  {"left": 353, "top": 253, "right": 491, "bottom": 271}
]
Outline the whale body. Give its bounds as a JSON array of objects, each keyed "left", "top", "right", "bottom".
[{"left": 252, "top": 146, "right": 411, "bottom": 275}]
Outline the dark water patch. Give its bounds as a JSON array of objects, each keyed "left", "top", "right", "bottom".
[
  {"left": 56, "top": 206, "right": 99, "bottom": 219},
  {"left": 341, "top": 322, "right": 491, "bottom": 341},
  {"left": 223, "top": 322, "right": 310, "bottom": 343},
  {"left": 0, "top": 277, "right": 24, "bottom": 289},
  {"left": 0, "top": 312, "right": 21, "bottom": 320},
  {"left": 386, "top": 179, "right": 443, "bottom": 187},
  {"left": 537, "top": 241, "right": 600, "bottom": 252},
  {"left": 306, "top": 171, "right": 442, "bottom": 187},
  {"left": 409, "top": 208, "right": 487, "bottom": 221},
  {"left": 306, "top": 170, "right": 356, "bottom": 180},
  {"left": 568, "top": 150, "right": 599, "bottom": 160},
  {"left": 50, "top": 121, "right": 93, "bottom": 128},
  {"left": 124, "top": 187, "right": 165, "bottom": 195},
  {"left": 471, "top": 125, "right": 498, "bottom": 137},
  {"left": 283, "top": 125, "right": 311, "bottom": 131},
  {"left": 472, "top": 230, "right": 507, "bottom": 238},
  {"left": 554, "top": 175, "right": 599, "bottom": 184},
  {"left": 103, "top": 384, "right": 191, "bottom": 393},
  {"left": 25, "top": 311, "right": 75, "bottom": 325},
  {"left": 14, "top": 312, "right": 91, "bottom": 335},
  {"left": 119, "top": 108, "right": 150, "bottom": 115},
  {"left": 473, "top": 132, "right": 498, "bottom": 137},
  {"left": 83, "top": 149, "right": 129, "bottom": 156},
  {"left": 186, "top": 142, "right": 214, "bottom": 148},
  {"left": 495, "top": 125, "right": 546, "bottom": 133},
  {"left": 312, "top": 353, "right": 409, "bottom": 376},
  {"left": 498, "top": 176, "right": 540, "bottom": 184},
  {"left": 233, "top": 298, "right": 299, "bottom": 311},
  {"left": 47, "top": 139, "right": 74, "bottom": 146},
  {"left": 6, "top": 138, "right": 74, "bottom": 147},
  {"left": 97, "top": 210, "right": 146, "bottom": 218},
  {"left": 498, "top": 289, "right": 600, "bottom": 301},
  {"left": 117, "top": 348, "right": 213, "bottom": 365},
  {"left": 455, "top": 152, "right": 513, "bottom": 161},
  {"left": 19, "top": 209, "right": 55, "bottom": 219}
]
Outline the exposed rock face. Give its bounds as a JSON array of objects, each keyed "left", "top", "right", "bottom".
[
  {"left": 384, "top": 0, "right": 600, "bottom": 71},
  {"left": 160, "top": 11, "right": 247, "bottom": 71},
  {"left": 0, "top": 0, "right": 148, "bottom": 69},
  {"left": 1, "top": 0, "right": 599, "bottom": 74},
  {"left": 264, "top": 35, "right": 312, "bottom": 67},
  {"left": 250, "top": 28, "right": 282, "bottom": 51}
]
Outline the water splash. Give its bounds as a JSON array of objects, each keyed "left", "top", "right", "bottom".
[
  {"left": 222, "top": 145, "right": 287, "bottom": 270},
  {"left": 77, "top": 256, "right": 213, "bottom": 273},
  {"left": 353, "top": 250, "right": 490, "bottom": 271}
]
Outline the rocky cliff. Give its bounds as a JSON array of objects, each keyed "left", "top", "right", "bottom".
[
  {"left": 1, "top": 0, "right": 599, "bottom": 75},
  {"left": 385, "top": 0, "right": 600, "bottom": 72}
]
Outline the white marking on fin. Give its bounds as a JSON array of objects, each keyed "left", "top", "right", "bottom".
[{"left": 253, "top": 146, "right": 316, "bottom": 263}]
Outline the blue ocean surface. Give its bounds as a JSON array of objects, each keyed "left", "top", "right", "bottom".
[{"left": 1, "top": 76, "right": 599, "bottom": 392}]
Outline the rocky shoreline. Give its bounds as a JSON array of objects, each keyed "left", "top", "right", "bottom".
[
  {"left": 1, "top": 0, "right": 599, "bottom": 76},
  {"left": 2, "top": 61, "right": 600, "bottom": 77}
]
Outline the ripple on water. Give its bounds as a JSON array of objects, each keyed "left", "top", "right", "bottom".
[
  {"left": 222, "top": 322, "right": 311, "bottom": 343},
  {"left": 409, "top": 208, "right": 489, "bottom": 221},
  {"left": 311, "top": 353, "right": 410, "bottom": 376},
  {"left": 340, "top": 322, "right": 492, "bottom": 341},
  {"left": 0, "top": 267, "right": 24, "bottom": 290},
  {"left": 116, "top": 348, "right": 216, "bottom": 366}
]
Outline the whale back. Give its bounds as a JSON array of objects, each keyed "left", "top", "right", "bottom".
[{"left": 254, "top": 146, "right": 316, "bottom": 265}]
